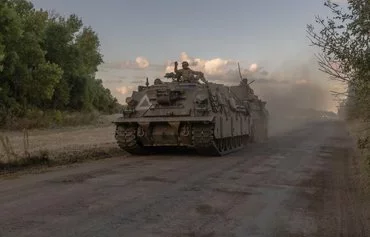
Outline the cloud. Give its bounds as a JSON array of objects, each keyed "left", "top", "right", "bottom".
[
  {"left": 249, "top": 63, "right": 258, "bottom": 72},
  {"left": 101, "top": 56, "right": 151, "bottom": 70},
  {"left": 165, "top": 52, "right": 246, "bottom": 76},
  {"left": 116, "top": 86, "right": 128, "bottom": 95},
  {"left": 204, "top": 58, "right": 230, "bottom": 75},
  {"left": 116, "top": 86, "right": 135, "bottom": 95},
  {"left": 295, "top": 79, "right": 308, "bottom": 85},
  {"left": 254, "top": 78, "right": 290, "bottom": 85},
  {"left": 133, "top": 75, "right": 146, "bottom": 80},
  {"left": 135, "top": 56, "right": 149, "bottom": 68},
  {"left": 104, "top": 79, "right": 125, "bottom": 84},
  {"left": 164, "top": 53, "right": 268, "bottom": 85},
  {"left": 330, "top": 0, "right": 348, "bottom": 3},
  {"left": 130, "top": 79, "right": 145, "bottom": 84}
]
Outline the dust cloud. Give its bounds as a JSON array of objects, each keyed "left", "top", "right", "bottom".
[
  {"left": 243, "top": 58, "right": 339, "bottom": 136},
  {"left": 254, "top": 81, "right": 333, "bottom": 136}
]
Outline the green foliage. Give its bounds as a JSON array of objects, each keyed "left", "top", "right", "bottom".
[
  {"left": 346, "top": 80, "right": 370, "bottom": 120},
  {"left": 0, "top": 0, "right": 120, "bottom": 128},
  {"left": 307, "top": 0, "right": 370, "bottom": 121},
  {"left": 30, "top": 62, "right": 63, "bottom": 101},
  {"left": 0, "top": 43, "right": 4, "bottom": 72},
  {"left": 3, "top": 108, "right": 103, "bottom": 130}
]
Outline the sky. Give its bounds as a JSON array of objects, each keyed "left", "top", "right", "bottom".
[{"left": 30, "top": 0, "right": 348, "bottom": 112}]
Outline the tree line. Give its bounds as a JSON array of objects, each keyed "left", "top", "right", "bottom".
[
  {"left": 0, "top": 0, "right": 120, "bottom": 125},
  {"left": 307, "top": 0, "right": 369, "bottom": 121}
]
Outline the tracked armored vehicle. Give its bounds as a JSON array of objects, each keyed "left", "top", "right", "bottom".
[
  {"left": 230, "top": 79, "right": 269, "bottom": 143},
  {"left": 113, "top": 70, "right": 268, "bottom": 156}
]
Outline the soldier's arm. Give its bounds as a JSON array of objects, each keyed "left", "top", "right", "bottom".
[
  {"left": 174, "top": 62, "right": 179, "bottom": 73},
  {"left": 174, "top": 63, "right": 183, "bottom": 81},
  {"left": 192, "top": 70, "right": 207, "bottom": 83},
  {"left": 192, "top": 70, "right": 204, "bottom": 77}
]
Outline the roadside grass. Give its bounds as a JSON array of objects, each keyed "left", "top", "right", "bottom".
[
  {"left": 0, "top": 130, "right": 49, "bottom": 171},
  {"left": 0, "top": 129, "right": 125, "bottom": 175},
  {"left": 1, "top": 110, "right": 120, "bottom": 131},
  {"left": 348, "top": 119, "right": 370, "bottom": 193}
]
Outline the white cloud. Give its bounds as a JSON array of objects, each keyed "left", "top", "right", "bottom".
[
  {"left": 180, "top": 52, "right": 191, "bottom": 62},
  {"left": 165, "top": 52, "right": 257, "bottom": 77},
  {"left": 101, "top": 56, "right": 150, "bottom": 70},
  {"left": 249, "top": 63, "right": 258, "bottom": 72},
  {"left": 295, "top": 79, "right": 308, "bottom": 85},
  {"left": 116, "top": 86, "right": 135, "bottom": 95},
  {"left": 204, "top": 58, "right": 230, "bottom": 75},
  {"left": 135, "top": 56, "right": 150, "bottom": 68},
  {"left": 330, "top": 0, "right": 348, "bottom": 3}
]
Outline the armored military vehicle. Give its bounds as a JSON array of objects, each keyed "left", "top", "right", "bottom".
[
  {"left": 113, "top": 68, "right": 268, "bottom": 156},
  {"left": 230, "top": 78, "right": 269, "bottom": 142}
]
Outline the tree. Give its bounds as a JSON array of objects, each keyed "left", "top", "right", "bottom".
[
  {"left": 0, "top": 0, "right": 26, "bottom": 116},
  {"left": 0, "top": 44, "right": 4, "bottom": 72},
  {"left": 306, "top": 0, "right": 370, "bottom": 120},
  {"left": 0, "top": 0, "right": 120, "bottom": 126}
]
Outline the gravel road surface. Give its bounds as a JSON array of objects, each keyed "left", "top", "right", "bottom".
[{"left": 0, "top": 120, "right": 367, "bottom": 237}]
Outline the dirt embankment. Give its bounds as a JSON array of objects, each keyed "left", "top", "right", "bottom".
[
  {"left": 0, "top": 114, "right": 126, "bottom": 172},
  {"left": 1, "top": 125, "right": 117, "bottom": 157}
]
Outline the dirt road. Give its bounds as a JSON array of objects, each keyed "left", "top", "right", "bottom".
[{"left": 0, "top": 120, "right": 368, "bottom": 237}]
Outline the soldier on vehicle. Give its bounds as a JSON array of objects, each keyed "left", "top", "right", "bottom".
[{"left": 174, "top": 61, "right": 207, "bottom": 83}]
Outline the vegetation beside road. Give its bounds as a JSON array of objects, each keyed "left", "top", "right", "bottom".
[
  {"left": 308, "top": 0, "right": 370, "bottom": 173},
  {"left": 0, "top": 0, "right": 121, "bottom": 130},
  {"left": 0, "top": 118, "right": 125, "bottom": 175},
  {"left": 0, "top": 143, "right": 124, "bottom": 176},
  {"left": 348, "top": 120, "right": 370, "bottom": 190}
]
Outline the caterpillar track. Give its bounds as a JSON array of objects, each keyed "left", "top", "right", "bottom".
[
  {"left": 115, "top": 125, "right": 147, "bottom": 155},
  {"left": 192, "top": 123, "right": 248, "bottom": 156},
  {"left": 115, "top": 123, "right": 249, "bottom": 156}
]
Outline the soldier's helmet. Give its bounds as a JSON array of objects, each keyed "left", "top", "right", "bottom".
[
  {"left": 182, "top": 61, "right": 189, "bottom": 68},
  {"left": 242, "top": 78, "right": 248, "bottom": 85}
]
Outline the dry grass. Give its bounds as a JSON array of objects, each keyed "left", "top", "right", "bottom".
[
  {"left": 0, "top": 135, "right": 17, "bottom": 162},
  {"left": 0, "top": 129, "right": 51, "bottom": 171},
  {"left": 2, "top": 111, "right": 121, "bottom": 131},
  {"left": 0, "top": 114, "right": 119, "bottom": 159},
  {"left": 0, "top": 129, "right": 31, "bottom": 162},
  {"left": 0, "top": 116, "right": 125, "bottom": 174},
  {"left": 0, "top": 142, "right": 124, "bottom": 175}
]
